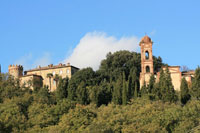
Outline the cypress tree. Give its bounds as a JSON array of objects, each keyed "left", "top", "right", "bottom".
[
  {"left": 140, "top": 81, "right": 147, "bottom": 96},
  {"left": 158, "top": 67, "right": 177, "bottom": 102},
  {"left": 127, "top": 75, "right": 132, "bottom": 100},
  {"left": 76, "top": 81, "right": 89, "bottom": 105},
  {"left": 148, "top": 74, "right": 156, "bottom": 100},
  {"left": 112, "top": 75, "right": 122, "bottom": 104},
  {"left": 148, "top": 74, "right": 155, "bottom": 94},
  {"left": 164, "top": 67, "right": 177, "bottom": 102},
  {"left": 134, "top": 82, "right": 138, "bottom": 98},
  {"left": 180, "top": 78, "right": 190, "bottom": 104},
  {"left": 122, "top": 72, "right": 127, "bottom": 105},
  {"left": 56, "top": 77, "right": 68, "bottom": 101},
  {"left": 191, "top": 67, "right": 200, "bottom": 100},
  {"left": 131, "top": 69, "right": 138, "bottom": 97},
  {"left": 36, "top": 85, "right": 50, "bottom": 104},
  {"left": 159, "top": 69, "right": 165, "bottom": 98}
]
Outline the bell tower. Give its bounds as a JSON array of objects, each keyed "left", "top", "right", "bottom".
[{"left": 139, "top": 35, "right": 154, "bottom": 88}]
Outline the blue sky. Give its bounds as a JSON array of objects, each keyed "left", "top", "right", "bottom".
[{"left": 0, "top": 0, "right": 200, "bottom": 72}]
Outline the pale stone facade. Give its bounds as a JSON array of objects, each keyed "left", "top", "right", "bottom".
[
  {"left": 20, "top": 74, "right": 43, "bottom": 90},
  {"left": 8, "top": 63, "right": 79, "bottom": 91},
  {"left": 139, "top": 35, "right": 194, "bottom": 91},
  {"left": 156, "top": 66, "right": 182, "bottom": 91}
]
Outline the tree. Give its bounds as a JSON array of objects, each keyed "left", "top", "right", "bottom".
[
  {"left": 134, "top": 82, "right": 138, "bottom": 98},
  {"left": 0, "top": 74, "right": 24, "bottom": 101},
  {"left": 68, "top": 67, "right": 96, "bottom": 101},
  {"left": 0, "top": 98, "right": 27, "bottom": 132},
  {"left": 156, "top": 67, "right": 177, "bottom": 102},
  {"left": 34, "top": 85, "right": 51, "bottom": 104},
  {"left": 0, "top": 73, "right": 2, "bottom": 82},
  {"left": 54, "top": 105, "right": 96, "bottom": 132},
  {"left": 128, "top": 68, "right": 139, "bottom": 99},
  {"left": 27, "top": 102, "right": 56, "bottom": 129},
  {"left": 191, "top": 67, "right": 200, "bottom": 100},
  {"left": 55, "top": 77, "right": 69, "bottom": 101},
  {"left": 53, "top": 74, "right": 60, "bottom": 88},
  {"left": 46, "top": 73, "right": 53, "bottom": 91},
  {"left": 112, "top": 76, "right": 123, "bottom": 105},
  {"left": 153, "top": 56, "right": 166, "bottom": 72},
  {"left": 147, "top": 74, "right": 156, "bottom": 100},
  {"left": 99, "top": 51, "right": 141, "bottom": 82},
  {"left": 148, "top": 74, "right": 155, "bottom": 94},
  {"left": 160, "top": 67, "right": 177, "bottom": 102},
  {"left": 76, "top": 82, "right": 89, "bottom": 105},
  {"left": 97, "top": 83, "right": 112, "bottom": 106},
  {"left": 180, "top": 78, "right": 190, "bottom": 104},
  {"left": 140, "top": 74, "right": 155, "bottom": 98},
  {"left": 127, "top": 75, "right": 132, "bottom": 100},
  {"left": 122, "top": 72, "right": 128, "bottom": 105},
  {"left": 180, "top": 65, "right": 190, "bottom": 72}
]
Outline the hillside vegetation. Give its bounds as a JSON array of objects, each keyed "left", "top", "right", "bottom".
[{"left": 0, "top": 50, "right": 200, "bottom": 133}]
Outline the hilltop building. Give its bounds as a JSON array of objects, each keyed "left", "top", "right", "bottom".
[
  {"left": 7, "top": 35, "right": 194, "bottom": 92},
  {"left": 139, "top": 35, "right": 194, "bottom": 91},
  {"left": 8, "top": 63, "right": 79, "bottom": 91}
]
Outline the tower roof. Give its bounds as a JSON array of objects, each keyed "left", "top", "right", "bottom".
[{"left": 140, "top": 35, "right": 152, "bottom": 44}]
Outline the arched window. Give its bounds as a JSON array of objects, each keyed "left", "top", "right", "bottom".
[
  {"left": 146, "top": 66, "right": 150, "bottom": 73},
  {"left": 145, "top": 51, "right": 149, "bottom": 60}
]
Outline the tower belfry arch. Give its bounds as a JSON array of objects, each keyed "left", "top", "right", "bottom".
[{"left": 139, "top": 35, "right": 154, "bottom": 88}]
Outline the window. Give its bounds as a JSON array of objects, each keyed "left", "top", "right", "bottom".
[
  {"left": 146, "top": 66, "right": 150, "bottom": 73},
  {"left": 67, "top": 69, "right": 70, "bottom": 74},
  {"left": 53, "top": 80, "right": 56, "bottom": 85},
  {"left": 60, "top": 70, "right": 63, "bottom": 75},
  {"left": 145, "top": 51, "right": 149, "bottom": 60},
  {"left": 53, "top": 71, "right": 55, "bottom": 75}
]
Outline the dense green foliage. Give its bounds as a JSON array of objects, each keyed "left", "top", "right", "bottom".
[
  {"left": 0, "top": 51, "right": 200, "bottom": 132},
  {"left": 180, "top": 78, "right": 191, "bottom": 104},
  {"left": 191, "top": 67, "right": 200, "bottom": 99}
]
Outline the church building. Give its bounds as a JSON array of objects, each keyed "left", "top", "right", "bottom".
[{"left": 139, "top": 35, "right": 194, "bottom": 91}]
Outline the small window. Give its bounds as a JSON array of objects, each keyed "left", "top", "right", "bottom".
[
  {"left": 146, "top": 66, "right": 150, "bottom": 73},
  {"left": 60, "top": 70, "right": 63, "bottom": 75},
  {"left": 53, "top": 71, "right": 55, "bottom": 75},
  {"left": 145, "top": 51, "right": 149, "bottom": 60},
  {"left": 67, "top": 69, "right": 70, "bottom": 74},
  {"left": 53, "top": 80, "right": 56, "bottom": 85}
]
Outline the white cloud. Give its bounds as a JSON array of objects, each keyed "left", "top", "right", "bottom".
[
  {"left": 15, "top": 32, "right": 139, "bottom": 71},
  {"left": 65, "top": 32, "right": 139, "bottom": 70}
]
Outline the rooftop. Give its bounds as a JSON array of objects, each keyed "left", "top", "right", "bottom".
[
  {"left": 139, "top": 35, "right": 152, "bottom": 45},
  {"left": 24, "top": 63, "right": 79, "bottom": 73}
]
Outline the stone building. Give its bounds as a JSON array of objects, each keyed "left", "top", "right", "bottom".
[
  {"left": 8, "top": 63, "right": 79, "bottom": 91},
  {"left": 8, "top": 65, "right": 23, "bottom": 79},
  {"left": 139, "top": 35, "right": 194, "bottom": 91}
]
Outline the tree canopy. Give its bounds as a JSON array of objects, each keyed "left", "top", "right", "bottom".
[{"left": 0, "top": 50, "right": 199, "bottom": 132}]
